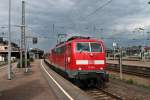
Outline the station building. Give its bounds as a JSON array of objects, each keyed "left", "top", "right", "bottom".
[{"left": 0, "top": 40, "right": 19, "bottom": 62}]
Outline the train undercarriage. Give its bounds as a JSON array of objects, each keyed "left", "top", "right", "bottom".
[
  {"left": 68, "top": 70, "right": 109, "bottom": 88},
  {"left": 46, "top": 61, "right": 109, "bottom": 88}
]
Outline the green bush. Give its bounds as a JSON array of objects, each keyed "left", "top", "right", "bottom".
[
  {"left": 17, "top": 59, "right": 30, "bottom": 68},
  {"left": 126, "top": 79, "right": 135, "bottom": 84},
  {"left": 29, "top": 57, "right": 34, "bottom": 62}
]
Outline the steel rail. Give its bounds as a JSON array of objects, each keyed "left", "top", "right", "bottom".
[
  {"left": 106, "top": 63, "right": 150, "bottom": 78},
  {"left": 85, "top": 88, "right": 123, "bottom": 100}
]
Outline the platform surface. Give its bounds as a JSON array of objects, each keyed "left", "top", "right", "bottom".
[{"left": 0, "top": 60, "right": 57, "bottom": 100}]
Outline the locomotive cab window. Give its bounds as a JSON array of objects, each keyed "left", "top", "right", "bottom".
[
  {"left": 91, "top": 43, "right": 102, "bottom": 52},
  {"left": 76, "top": 42, "right": 90, "bottom": 52}
]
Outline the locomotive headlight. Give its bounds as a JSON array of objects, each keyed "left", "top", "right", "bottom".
[
  {"left": 100, "top": 67, "right": 103, "bottom": 70},
  {"left": 78, "top": 67, "right": 82, "bottom": 70}
]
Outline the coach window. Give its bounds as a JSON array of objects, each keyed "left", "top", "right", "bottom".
[{"left": 90, "top": 43, "right": 102, "bottom": 52}]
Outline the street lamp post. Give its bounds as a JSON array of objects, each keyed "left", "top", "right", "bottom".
[
  {"left": 8, "top": 0, "right": 12, "bottom": 80},
  {"left": 20, "top": 0, "right": 28, "bottom": 72},
  {"left": 119, "top": 46, "right": 123, "bottom": 80},
  {"left": 138, "top": 28, "right": 145, "bottom": 61},
  {"left": 113, "top": 42, "right": 117, "bottom": 60}
]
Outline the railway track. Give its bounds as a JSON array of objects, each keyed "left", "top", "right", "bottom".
[
  {"left": 106, "top": 63, "right": 150, "bottom": 78},
  {"left": 85, "top": 88, "right": 123, "bottom": 100},
  {"left": 44, "top": 59, "right": 123, "bottom": 100}
]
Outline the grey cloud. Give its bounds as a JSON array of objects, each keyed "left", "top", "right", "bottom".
[{"left": 0, "top": 0, "right": 150, "bottom": 51}]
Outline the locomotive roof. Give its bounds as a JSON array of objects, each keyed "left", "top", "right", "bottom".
[
  {"left": 55, "top": 36, "right": 103, "bottom": 47},
  {"left": 67, "top": 36, "right": 90, "bottom": 41},
  {"left": 56, "top": 36, "right": 91, "bottom": 47}
]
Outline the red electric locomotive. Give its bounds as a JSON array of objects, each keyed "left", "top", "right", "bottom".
[{"left": 49, "top": 36, "right": 109, "bottom": 87}]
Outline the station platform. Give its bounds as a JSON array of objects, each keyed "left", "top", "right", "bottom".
[
  {"left": 107, "top": 60, "right": 150, "bottom": 67},
  {"left": 0, "top": 60, "right": 57, "bottom": 100}
]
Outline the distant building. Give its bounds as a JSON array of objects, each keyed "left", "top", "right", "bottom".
[
  {"left": 125, "top": 46, "right": 141, "bottom": 56},
  {"left": 0, "top": 40, "right": 19, "bottom": 62},
  {"left": 106, "top": 46, "right": 150, "bottom": 59},
  {"left": 29, "top": 48, "right": 44, "bottom": 59},
  {"left": 145, "top": 46, "right": 150, "bottom": 52}
]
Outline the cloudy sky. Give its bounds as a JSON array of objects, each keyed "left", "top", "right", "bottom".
[{"left": 0, "top": 0, "right": 150, "bottom": 51}]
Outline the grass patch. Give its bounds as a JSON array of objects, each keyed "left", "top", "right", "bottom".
[
  {"left": 125, "top": 79, "right": 136, "bottom": 85},
  {"left": 108, "top": 73, "right": 150, "bottom": 89},
  {"left": 29, "top": 57, "right": 34, "bottom": 62},
  {"left": 137, "top": 84, "right": 150, "bottom": 90},
  {"left": 109, "top": 74, "right": 117, "bottom": 79},
  {"left": 147, "top": 85, "right": 150, "bottom": 89},
  {"left": 17, "top": 59, "right": 30, "bottom": 68}
]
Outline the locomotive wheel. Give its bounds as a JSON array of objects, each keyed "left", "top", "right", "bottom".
[
  {"left": 96, "top": 78, "right": 106, "bottom": 88},
  {"left": 74, "top": 79, "right": 84, "bottom": 88}
]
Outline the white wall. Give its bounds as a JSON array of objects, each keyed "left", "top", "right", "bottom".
[{"left": 0, "top": 56, "right": 4, "bottom": 61}]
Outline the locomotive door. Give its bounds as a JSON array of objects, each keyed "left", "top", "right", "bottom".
[
  {"left": 64, "top": 46, "right": 67, "bottom": 71},
  {"left": 65, "top": 43, "right": 71, "bottom": 70}
]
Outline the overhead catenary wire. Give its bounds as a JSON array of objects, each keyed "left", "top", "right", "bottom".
[
  {"left": 70, "top": 0, "right": 113, "bottom": 34},
  {"left": 84, "top": 0, "right": 113, "bottom": 19},
  {"left": 61, "top": 0, "right": 83, "bottom": 32}
]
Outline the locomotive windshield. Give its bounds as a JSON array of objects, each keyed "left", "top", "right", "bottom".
[
  {"left": 76, "top": 42, "right": 90, "bottom": 52},
  {"left": 91, "top": 43, "right": 102, "bottom": 52},
  {"left": 76, "top": 42, "right": 102, "bottom": 52}
]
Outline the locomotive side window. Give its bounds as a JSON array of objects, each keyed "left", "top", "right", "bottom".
[
  {"left": 76, "top": 42, "right": 90, "bottom": 52},
  {"left": 60, "top": 46, "right": 66, "bottom": 54},
  {"left": 55, "top": 45, "right": 66, "bottom": 54},
  {"left": 91, "top": 43, "right": 102, "bottom": 52}
]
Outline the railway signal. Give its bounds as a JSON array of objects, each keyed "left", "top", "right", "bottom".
[{"left": 33, "top": 37, "right": 38, "bottom": 44}]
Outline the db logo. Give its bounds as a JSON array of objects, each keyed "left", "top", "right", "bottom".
[{"left": 88, "top": 66, "right": 95, "bottom": 69}]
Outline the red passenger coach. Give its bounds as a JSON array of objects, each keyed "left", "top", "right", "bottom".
[{"left": 49, "top": 36, "right": 109, "bottom": 87}]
